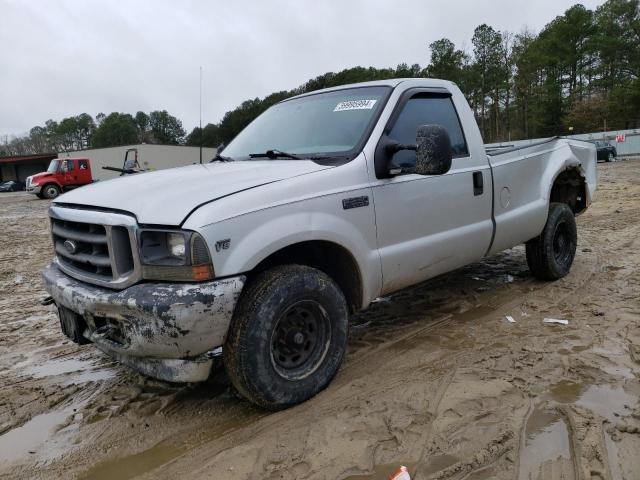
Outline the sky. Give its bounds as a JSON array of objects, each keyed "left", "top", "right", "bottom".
[{"left": 0, "top": 0, "right": 607, "bottom": 138}]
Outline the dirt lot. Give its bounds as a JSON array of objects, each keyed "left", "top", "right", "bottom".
[{"left": 1, "top": 159, "right": 639, "bottom": 480}]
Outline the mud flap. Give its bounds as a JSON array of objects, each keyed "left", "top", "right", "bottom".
[{"left": 58, "top": 306, "right": 91, "bottom": 345}]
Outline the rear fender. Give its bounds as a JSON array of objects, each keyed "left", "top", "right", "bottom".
[{"left": 488, "top": 139, "right": 596, "bottom": 255}]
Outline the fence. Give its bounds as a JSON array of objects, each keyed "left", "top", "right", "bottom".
[{"left": 486, "top": 128, "right": 640, "bottom": 158}]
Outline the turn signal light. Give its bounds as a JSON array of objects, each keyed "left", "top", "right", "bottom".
[{"left": 191, "top": 265, "right": 213, "bottom": 281}]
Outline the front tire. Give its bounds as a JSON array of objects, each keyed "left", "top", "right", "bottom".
[
  {"left": 42, "top": 184, "right": 60, "bottom": 199},
  {"left": 526, "top": 202, "right": 577, "bottom": 280},
  {"left": 224, "top": 265, "right": 348, "bottom": 410}
]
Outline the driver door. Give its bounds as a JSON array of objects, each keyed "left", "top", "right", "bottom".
[
  {"left": 62, "top": 159, "right": 76, "bottom": 185},
  {"left": 370, "top": 92, "right": 493, "bottom": 295}
]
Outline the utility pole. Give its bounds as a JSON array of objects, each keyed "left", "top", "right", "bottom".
[{"left": 199, "top": 66, "right": 203, "bottom": 164}]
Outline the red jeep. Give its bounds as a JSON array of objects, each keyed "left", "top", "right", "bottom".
[{"left": 26, "top": 158, "right": 92, "bottom": 199}]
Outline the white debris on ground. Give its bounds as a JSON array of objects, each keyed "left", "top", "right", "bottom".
[{"left": 543, "top": 318, "right": 569, "bottom": 325}]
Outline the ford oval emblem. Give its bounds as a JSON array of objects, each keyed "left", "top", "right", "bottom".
[{"left": 63, "top": 239, "right": 78, "bottom": 254}]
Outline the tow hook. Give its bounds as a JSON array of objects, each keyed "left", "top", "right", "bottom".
[
  {"left": 40, "top": 295, "right": 55, "bottom": 306},
  {"left": 93, "top": 324, "right": 118, "bottom": 339}
]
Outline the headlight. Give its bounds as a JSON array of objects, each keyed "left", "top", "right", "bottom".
[
  {"left": 168, "top": 233, "right": 186, "bottom": 258},
  {"left": 139, "top": 230, "right": 214, "bottom": 281}
]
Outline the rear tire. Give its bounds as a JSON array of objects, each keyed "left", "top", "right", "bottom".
[
  {"left": 526, "top": 202, "right": 577, "bottom": 280},
  {"left": 42, "top": 184, "right": 60, "bottom": 199},
  {"left": 224, "top": 265, "right": 348, "bottom": 410}
]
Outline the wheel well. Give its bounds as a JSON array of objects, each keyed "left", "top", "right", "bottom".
[
  {"left": 251, "top": 241, "right": 363, "bottom": 314},
  {"left": 550, "top": 168, "right": 587, "bottom": 214}
]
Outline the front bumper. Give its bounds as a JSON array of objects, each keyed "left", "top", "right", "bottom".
[
  {"left": 42, "top": 263, "right": 245, "bottom": 382},
  {"left": 26, "top": 184, "right": 42, "bottom": 194}
]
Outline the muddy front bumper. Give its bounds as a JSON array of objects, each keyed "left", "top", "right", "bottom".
[{"left": 42, "top": 263, "right": 245, "bottom": 383}]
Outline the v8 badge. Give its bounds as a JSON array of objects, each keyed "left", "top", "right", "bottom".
[{"left": 215, "top": 238, "right": 231, "bottom": 252}]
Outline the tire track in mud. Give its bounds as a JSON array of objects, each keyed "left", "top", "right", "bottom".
[
  {"left": 340, "top": 241, "right": 602, "bottom": 388},
  {"left": 19, "top": 236, "right": 604, "bottom": 479},
  {"left": 313, "top": 222, "right": 606, "bottom": 479},
  {"left": 50, "top": 252, "right": 544, "bottom": 478},
  {"left": 85, "top": 244, "right": 604, "bottom": 480}
]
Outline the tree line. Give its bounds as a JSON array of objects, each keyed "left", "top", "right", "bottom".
[
  {"left": 2, "top": 0, "right": 638, "bottom": 157},
  {"left": 189, "top": 0, "right": 639, "bottom": 148},
  {"left": 1, "top": 110, "right": 186, "bottom": 156}
]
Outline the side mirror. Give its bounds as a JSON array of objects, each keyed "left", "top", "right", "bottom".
[{"left": 415, "top": 124, "right": 452, "bottom": 176}]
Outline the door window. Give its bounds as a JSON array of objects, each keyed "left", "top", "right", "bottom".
[
  {"left": 388, "top": 95, "right": 468, "bottom": 169},
  {"left": 79, "top": 160, "right": 88, "bottom": 170},
  {"left": 63, "top": 160, "right": 75, "bottom": 172}
]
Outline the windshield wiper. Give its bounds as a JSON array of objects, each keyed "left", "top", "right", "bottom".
[
  {"left": 210, "top": 153, "right": 234, "bottom": 163},
  {"left": 249, "top": 149, "right": 302, "bottom": 160}
]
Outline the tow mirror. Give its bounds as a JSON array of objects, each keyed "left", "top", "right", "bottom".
[{"left": 414, "top": 124, "right": 452, "bottom": 176}]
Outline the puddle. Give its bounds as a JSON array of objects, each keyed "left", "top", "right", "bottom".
[
  {"left": 518, "top": 407, "right": 573, "bottom": 480},
  {"left": 544, "top": 380, "right": 636, "bottom": 480},
  {"left": 546, "top": 381, "right": 635, "bottom": 420},
  {"left": 16, "top": 356, "right": 116, "bottom": 385},
  {"left": 546, "top": 380, "right": 584, "bottom": 403},
  {"left": 342, "top": 462, "right": 416, "bottom": 480},
  {"left": 78, "top": 440, "right": 190, "bottom": 480},
  {"left": 0, "top": 405, "right": 79, "bottom": 465},
  {"left": 577, "top": 384, "right": 634, "bottom": 480},
  {"left": 77, "top": 401, "right": 265, "bottom": 480}
]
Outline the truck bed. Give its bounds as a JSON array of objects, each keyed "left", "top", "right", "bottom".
[{"left": 484, "top": 137, "right": 597, "bottom": 255}]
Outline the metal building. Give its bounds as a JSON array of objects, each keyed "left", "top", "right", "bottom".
[{"left": 59, "top": 144, "right": 218, "bottom": 181}]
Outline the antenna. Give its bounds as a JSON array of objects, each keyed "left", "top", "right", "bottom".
[{"left": 199, "top": 66, "right": 203, "bottom": 164}]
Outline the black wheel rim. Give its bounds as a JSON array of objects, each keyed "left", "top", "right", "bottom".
[
  {"left": 553, "top": 220, "right": 574, "bottom": 267},
  {"left": 270, "top": 300, "right": 331, "bottom": 380}
]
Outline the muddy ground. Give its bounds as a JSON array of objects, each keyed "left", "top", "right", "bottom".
[{"left": 1, "top": 159, "right": 639, "bottom": 480}]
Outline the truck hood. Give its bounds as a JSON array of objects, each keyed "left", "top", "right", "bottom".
[
  {"left": 54, "top": 161, "right": 332, "bottom": 225},
  {"left": 29, "top": 172, "right": 55, "bottom": 183}
]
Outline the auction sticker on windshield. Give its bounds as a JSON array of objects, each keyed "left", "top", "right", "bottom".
[{"left": 334, "top": 99, "right": 377, "bottom": 112}]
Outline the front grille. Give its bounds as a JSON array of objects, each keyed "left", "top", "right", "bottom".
[
  {"left": 52, "top": 219, "right": 113, "bottom": 279},
  {"left": 50, "top": 216, "right": 136, "bottom": 287}
]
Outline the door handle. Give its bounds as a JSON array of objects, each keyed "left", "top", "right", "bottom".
[{"left": 473, "top": 171, "right": 483, "bottom": 196}]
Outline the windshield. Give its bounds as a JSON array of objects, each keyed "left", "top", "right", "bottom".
[
  {"left": 222, "top": 86, "right": 391, "bottom": 160},
  {"left": 47, "top": 160, "right": 61, "bottom": 173}
]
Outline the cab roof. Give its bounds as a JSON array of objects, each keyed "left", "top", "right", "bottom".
[{"left": 287, "top": 78, "right": 455, "bottom": 101}]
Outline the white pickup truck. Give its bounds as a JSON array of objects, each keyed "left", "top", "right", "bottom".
[{"left": 43, "top": 79, "right": 597, "bottom": 409}]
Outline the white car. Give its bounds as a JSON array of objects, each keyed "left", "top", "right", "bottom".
[{"left": 42, "top": 78, "right": 597, "bottom": 409}]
